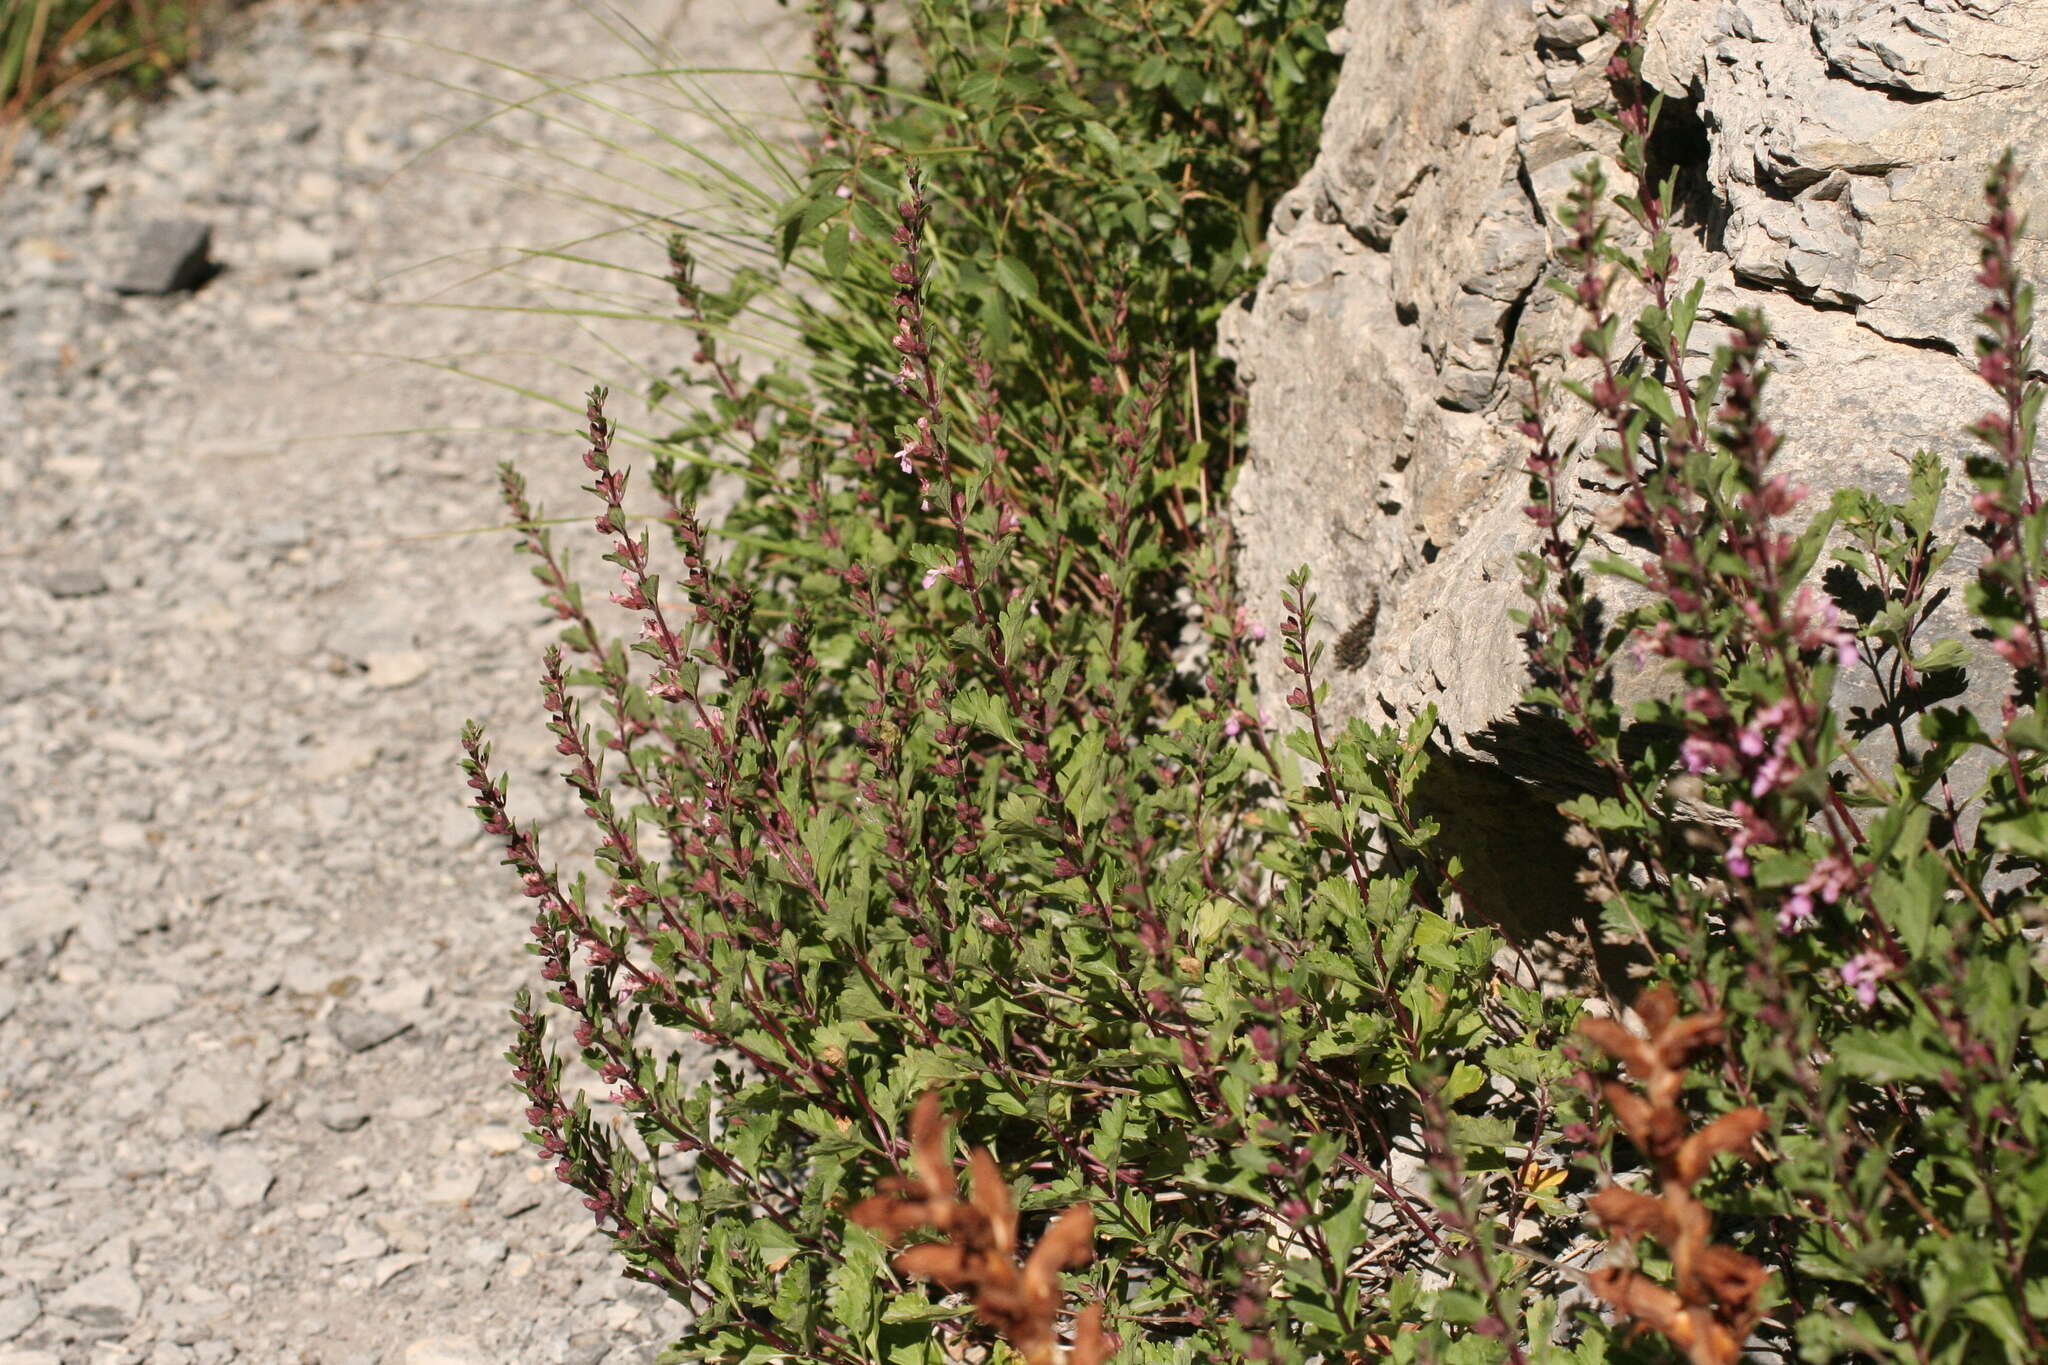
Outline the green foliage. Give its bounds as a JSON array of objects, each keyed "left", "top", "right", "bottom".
[
  {"left": 468, "top": 3, "right": 2048, "bottom": 1363},
  {"left": 1, "top": 0, "right": 205, "bottom": 130},
  {"left": 1512, "top": 30, "right": 2048, "bottom": 1359}
]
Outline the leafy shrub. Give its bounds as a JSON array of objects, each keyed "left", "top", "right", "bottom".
[{"left": 467, "top": 3, "right": 2047, "bottom": 1362}]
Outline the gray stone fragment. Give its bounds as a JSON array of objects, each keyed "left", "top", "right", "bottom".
[
  {"left": 210, "top": 1152, "right": 274, "bottom": 1210},
  {"left": 0, "top": 1283, "right": 39, "bottom": 1342},
  {"left": 250, "top": 519, "right": 308, "bottom": 552},
  {"left": 387, "top": 1094, "right": 443, "bottom": 1121},
  {"left": 365, "top": 978, "right": 432, "bottom": 1015},
  {"left": 50, "top": 1266, "right": 142, "bottom": 1328},
  {"left": 318, "top": 1100, "right": 371, "bottom": 1133},
  {"left": 323, "top": 1224, "right": 389, "bottom": 1266},
  {"left": 400, "top": 1339, "right": 486, "bottom": 1365},
  {"left": 495, "top": 1178, "right": 542, "bottom": 1220},
  {"left": 363, "top": 650, "right": 431, "bottom": 690},
  {"left": 41, "top": 568, "right": 109, "bottom": 599},
  {"left": 267, "top": 222, "right": 337, "bottom": 275},
  {"left": 462, "top": 1237, "right": 507, "bottom": 1266},
  {"left": 99, "top": 981, "right": 183, "bottom": 1031},
  {"left": 113, "top": 221, "right": 215, "bottom": 295},
  {"left": 373, "top": 1255, "right": 425, "bottom": 1290},
  {"left": 299, "top": 737, "right": 382, "bottom": 783},
  {"left": 330, "top": 1007, "right": 411, "bottom": 1053},
  {"left": 421, "top": 1162, "right": 480, "bottom": 1206},
  {"left": 0, "top": 879, "right": 85, "bottom": 964},
  {"left": 166, "top": 1060, "right": 267, "bottom": 1137}
]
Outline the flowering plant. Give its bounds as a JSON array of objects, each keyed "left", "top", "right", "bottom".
[
  {"left": 466, "top": 2, "right": 2047, "bottom": 1361},
  {"left": 1511, "top": 9, "right": 2048, "bottom": 1358}
]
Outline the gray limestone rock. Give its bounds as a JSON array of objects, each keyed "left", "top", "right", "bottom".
[
  {"left": 401, "top": 1338, "right": 488, "bottom": 1365},
  {"left": 50, "top": 1266, "right": 143, "bottom": 1329},
  {"left": 209, "top": 1152, "right": 275, "bottom": 1210},
  {"left": 166, "top": 1060, "right": 267, "bottom": 1137},
  {"left": 329, "top": 1007, "right": 411, "bottom": 1053},
  {"left": 113, "top": 220, "right": 216, "bottom": 295},
  {"left": 99, "top": 981, "right": 184, "bottom": 1031},
  {"left": 1224, "top": 0, "right": 2048, "bottom": 932},
  {"left": 318, "top": 1099, "right": 372, "bottom": 1132},
  {"left": 41, "top": 567, "right": 110, "bottom": 599},
  {"left": 0, "top": 1283, "right": 40, "bottom": 1343}
]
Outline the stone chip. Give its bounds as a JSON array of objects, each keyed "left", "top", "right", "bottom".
[
  {"left": 50, "top": 1266, "right": 142, "bottom": 1328},
  {"left": 166, "top": 1060, "right": 267, "bottom": 1137},
  {"left": 210, "top": 1152, "right": 275, "bottom": 1210},
  {"left": 113, "top": 220, "right": 216, "bottom": 295},
  {"left": 329, "top": 1007, "right": 411, "bottom": 1053}
]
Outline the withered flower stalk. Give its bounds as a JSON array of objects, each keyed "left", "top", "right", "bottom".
[
  {"left": 1580, "top": 988, "right": 1770, "bottom": 1365},
  {"left": 850, "top": 1091, "right": 1111, "bottom": 1365}
]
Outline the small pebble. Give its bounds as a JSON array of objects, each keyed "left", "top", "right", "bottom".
[
  {"left": 42, "top": 567, "right": 109, "bottom": 599},
  {"left": 329, "top": 1007, "right": 411, "bottom": 1054},
  {"left": 210, "top": 1153, "right": 274, "bottom": 1211},
  {"left": 319, "top": 1101, "right": 371, "bottom": 1133}
]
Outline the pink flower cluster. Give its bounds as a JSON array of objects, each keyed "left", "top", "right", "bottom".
[{"left": 1838, "top": 950, "right": 1892, "bottom": 1008}]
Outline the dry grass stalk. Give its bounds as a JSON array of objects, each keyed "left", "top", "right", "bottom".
[
  {"left": 850, "top": 1091, "right": 1111, "bottom": 1365},
  {"left": 1580, "top": 988, "right": 1769, "bottom": 1365}
]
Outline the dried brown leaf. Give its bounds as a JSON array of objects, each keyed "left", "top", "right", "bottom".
[
  {"left": 1634, "top": 987, "right": 1681, "bottom": 1037},
  {"left": 1024, "top": 1204, "right": 1096, "bottom": 1296},
  {"left": 1652, "top": 1011, "right": 1727, "bottom": 1069},
  {"left": 1583, "top": 998, "right": 1770, "bottom": 1365},
  {"left": 1587, "top": 1186, "right": 1678, "bottom": 1244},
  {"left": 967, "top": 1147, "right": 1017, "bottom": 1260},
  {"left": 1067, "top": 1304, "right": 1110, "bottom": 1365},
  {"left": 909, "top": 1090, "right": 955, "bottom": 1199},
  {"left": 852, "top": 1090, "right": 1106, "bottom": 1365},
  {"left": 1588, "top": 1265, "right": 1686, "bottom": 1333},
  {"left": 1692, "top": 1243, "right": 1768, "bottom": 1320},
  {"left": 1675, "top": 1107, "right": 1767, "bottom": 1184},
  {"left": 1581, "top": 1017, "right": 1657, "bottom": 1077},
  {"left": 896, "top": 1242, "right": 973, "bottom": 1288}
]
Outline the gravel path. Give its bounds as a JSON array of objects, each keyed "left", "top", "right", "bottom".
[{"left": 0, "top": 3, "right": 796, "bottom": 1362}]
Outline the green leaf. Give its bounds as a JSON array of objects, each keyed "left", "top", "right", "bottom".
[
  {"left": 1831, "top": 1029, "right": 1946, "bottom": 1083},
  {"left": 821, "top": 219, "right": 852, "bottom": 279},
  {"left": 1911, "top": 639, "right": 1971, "bottom": 673},
  {"left": 1441, "top": 1060, "right": 1487, "bottom": 1103},
  {"left": 1985, "top": 809, "right": 2048, "bottom": 860},
  {"left": 991, "top": 255, "right": 1039, "bottom": 301}
]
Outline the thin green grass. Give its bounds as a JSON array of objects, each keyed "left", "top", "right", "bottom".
[{"left": 1, "top": 0, "right": 208, "bottom": 158}]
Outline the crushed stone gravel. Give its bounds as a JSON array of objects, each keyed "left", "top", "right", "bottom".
[{"left": 0, "top": 1, "right": 800, "bottom": 1360}]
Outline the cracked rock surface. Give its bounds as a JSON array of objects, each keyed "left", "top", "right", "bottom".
[
  {"left": 0, "top": 1, "right": 796, "bottom": 1362},
  {"left": 1222, "top": 0, "right": 2047, "bottom": 923}
]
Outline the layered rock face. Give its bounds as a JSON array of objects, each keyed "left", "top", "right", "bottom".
[{"left": 1223, "top": 0, "right": 2048, "bottom": 928}]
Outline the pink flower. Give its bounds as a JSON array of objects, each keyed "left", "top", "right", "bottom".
[
  {"left": 1724, "top": 800, "right": 1782, "bottom": 880},
  {"left": 609, "top": 568, "right": 649, "bottom": 611},
  {"left": 1839, "top": 950, "right": 1892, "bottom": 1009},
  {"left": 1994, "top": 626, "right": 2042, "bottom": 672},
  {"left": 1779, "top": 853, "right": 1859, "bottom": 935},
  {"left": 1681, "top": 734, "right": 1735, "bottom": 775}
]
